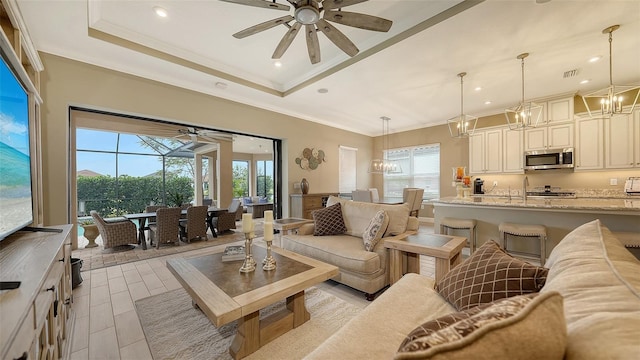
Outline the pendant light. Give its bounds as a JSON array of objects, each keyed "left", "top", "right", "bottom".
[
  {"left": 581, "top": 25, "right": 640, "bottom": 118},
  {"left": 447, "top": 72, "right": 478, "bottom": 138},
  {"left": 368, "top": 116, "right": 402, "bottom": 174},
  {"left": 505, "top": 53, "right": 543, "bottom": 130}
]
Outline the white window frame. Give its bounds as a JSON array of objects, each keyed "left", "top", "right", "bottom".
[
  {"left": 339, "top": 145, "right": 358, "bottom": 194},
  {"left": 383, "top": 143, "right": 440, "bottom": 201}
]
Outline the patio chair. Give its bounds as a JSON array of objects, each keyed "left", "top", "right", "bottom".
[
  {"left": 179, "top": 205, "right": 209, "bottom": 242},
  {"left": 144, "top": 205, "right": 166, "bottom": 245},
  {"left": 90, "top": 210, "right": 138, "bottom": 250},
  {"left": 149, "top": 207, "right": 182, "bottom": 249},
  {"left": 212, "top": 199, "right": 242, "bottom": 234}
]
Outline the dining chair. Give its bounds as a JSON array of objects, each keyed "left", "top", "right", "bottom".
[
  {"left": 212, "top": 199, "right": 242, "bottom": 234},
  {"left": 179, "top": 205, "right": 209, "bottom": 242},
  {"left": 369, "top": 188, "right": 380, "bottom": 202},
  {"left": 144, "top": 205, "right": 166, "bottom": 246},
  {"left": 352, "top": 189, "right": 373, "bottom": 202},
  {"left": 90, "top": 210, "right": 138, "bottom": 250},
  {"left": 149, "top": 207, "right": 182, "bottom": 249},
  {"left": 403, "top": 188, "right": 424, "bottom": 217}
]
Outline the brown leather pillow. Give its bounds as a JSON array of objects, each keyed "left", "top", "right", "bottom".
[
  {"left": 312, "top": 203, "right": 347, "bottom": 236},
  {"left": 435, "top": 240, "right": 548, "bottom": 311}
]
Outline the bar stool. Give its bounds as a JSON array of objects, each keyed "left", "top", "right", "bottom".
[
  {"left": 440, "top": 217, "right": 477, "bottom": 253},
  {"left": 498, "top": 222, "right": 547, "bottom": 266}
]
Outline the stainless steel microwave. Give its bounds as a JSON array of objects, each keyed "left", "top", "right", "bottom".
[{"left": 524, "top": 148, "right": 574, "bottom": 171}]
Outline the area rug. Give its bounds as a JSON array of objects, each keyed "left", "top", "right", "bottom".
[{"left": 135, "top": 286, "right": 362, "bottom": 359}]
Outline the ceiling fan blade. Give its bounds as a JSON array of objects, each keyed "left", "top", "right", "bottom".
[
  {"left": 272, "top": 22, "right": 302, "bottom": 59},
  {"left": 305, "top": 24, "right": 321, "bottom": 64},
  {"left": 322, "top": 0, "right": 368, "bottom": 11},
  {"left": 219, "top": 0, "right": 290, "bottom": 11},
  {"left": 324, "top": 10, "right": 392, "bottom": 32},
  {"left": 316, "top": 19, "right": 358, "bottom": 57},
  {"left": 233, "top": 15, "right": 294, "bottom": 39}
]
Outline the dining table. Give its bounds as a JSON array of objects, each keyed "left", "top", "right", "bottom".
[{"left": 124, "top": 206, "right": 227, "bottom": 249}]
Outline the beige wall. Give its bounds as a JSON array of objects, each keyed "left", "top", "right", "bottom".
[{"left": 39, "top": 53, "right": 372, "bottom": 225}]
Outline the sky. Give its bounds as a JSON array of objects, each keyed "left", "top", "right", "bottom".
[
  {"left": 76, "top": 129, "right": 177, "bottom": 177},
  {"left": 0, "top": 58, "right": 29, "bottom": 155}
]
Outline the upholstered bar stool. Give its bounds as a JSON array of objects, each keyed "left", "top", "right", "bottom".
[
  {"left": 440, "top": 217, "right": 477, "bottom": 253},
  {"left": 498, "top": 222, "right": 547, "bottom": 266}
]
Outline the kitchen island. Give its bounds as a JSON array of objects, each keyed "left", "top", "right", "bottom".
[{"left": 432, "top": 196, "right": 639, "bottom": 260}]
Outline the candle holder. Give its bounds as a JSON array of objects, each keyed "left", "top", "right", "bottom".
[
  {"left": 239, "top": 232, "right": 257, "bottom": 273},
  {"left": 262, "top": 238, "right": 276, "bottom": 271}
]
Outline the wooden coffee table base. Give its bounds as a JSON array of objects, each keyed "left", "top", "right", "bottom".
[{"left": 229, "top": 291, "right": 310, "bottom": 359}]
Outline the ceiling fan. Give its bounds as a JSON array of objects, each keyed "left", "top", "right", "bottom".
[
  {"left": 177, "top": 127, "right": 235, "bottom": 143},
  {"left": 220, "top": 0, "right": 393, "bottom": 64}
]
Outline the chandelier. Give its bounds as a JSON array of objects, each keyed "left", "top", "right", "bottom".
[
  {"left": 368, "top": 116, "right": 402, "bottom": 174},
  {"left": 448, "top": 72, "right": 478, "bottom": 138},
  {"left": 581, "top": 25, "right": 640, "bottom": 118},
  {"left": 505, "top": 53, "right": 543, "bottom": 130}
]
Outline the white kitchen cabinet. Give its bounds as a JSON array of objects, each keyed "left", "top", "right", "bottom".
[
  {"left": 469, "top": 128, "right": 502, "bottom": 174},
  {"left": 502, "top": 128, "right": 524, "bottom": 173},
  {"left": 546, "top": 97, "right": 574, "bottom": 124},
  {"left": 605, "top": 110, "right": 640, "bottom": 168},
  {"left": 524, "top": 123, "right": 573, "bottom": 151},
  {"left": 575, "top": 117, "right": 603, "bottom": 170}
]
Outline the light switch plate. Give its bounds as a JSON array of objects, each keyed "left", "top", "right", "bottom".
[{"left": 610, "top": 178, "right": 618, "bottom": 186}]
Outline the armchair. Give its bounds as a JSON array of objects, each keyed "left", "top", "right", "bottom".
[{"left": 90, "top": 210, "right": 138, "bottom": 250}]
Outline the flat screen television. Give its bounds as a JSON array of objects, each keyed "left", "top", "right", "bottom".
[{"left": 0, "top": 51, "right": 33, "bottom": 240}]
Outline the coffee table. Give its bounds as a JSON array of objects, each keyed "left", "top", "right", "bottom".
[
  {"left": 167, "top": 245, "right": 338, "bottom": 359},
  {"left": 384, "top": 233, "right": 466, "bottom": 283}
]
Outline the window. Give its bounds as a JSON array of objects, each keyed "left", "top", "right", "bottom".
[
  {"left": 256, "top": 160, "right": 274, "bottom": 202},
  {"left": 339, "top": 146, "right": 357, "bottom": 194},
  {"left": 383, "top": 144, "right": 440, "bottom": 200},
  {"left": 232, "top": 160, "right": 249, "bottom": 198}
]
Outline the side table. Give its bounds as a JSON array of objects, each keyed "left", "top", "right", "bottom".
[
  {"left": 273, "top": 218, "right": 314, "bottom": 235},
  {"left": 384, "top": 233, "right": 466, "bottom": 284}
]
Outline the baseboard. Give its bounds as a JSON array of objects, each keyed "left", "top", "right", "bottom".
[{"left": 418, "top": 217, "right": 434, "bottom": 224}]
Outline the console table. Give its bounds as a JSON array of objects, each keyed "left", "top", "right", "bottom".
[
  {"left": 290, "top": 193, "right": 338, "bottom": 219},
  {"left": 0, "top": 225, "right": 74, "bottom": 360}
]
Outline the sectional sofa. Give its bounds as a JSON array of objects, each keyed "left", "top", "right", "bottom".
[{"left": 305, "top": 219, "right": 640, "bottom": 359}]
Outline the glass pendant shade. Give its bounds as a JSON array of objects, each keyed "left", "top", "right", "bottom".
[
  {"left": 448, "top": 72, "right": 478, "bottom": 138},
  {"left": 368, "top": 116, "right": 402, "bottom": 174},
  {"left": 505, "top": 53, "right": 541, "bottom": 130},
  {"left": 581, "top": 25, "right": 640, "bottom": 118}
]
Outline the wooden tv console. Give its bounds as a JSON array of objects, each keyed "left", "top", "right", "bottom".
[{"left": 0, "top": 225, "right": 74, "bottom": 360}]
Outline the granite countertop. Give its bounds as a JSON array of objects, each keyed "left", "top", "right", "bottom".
[{"left": 433, "top": 196, "right": 640, "bottom": 212}]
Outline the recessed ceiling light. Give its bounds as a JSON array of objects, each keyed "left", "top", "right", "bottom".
[
  {"left": 580, "top": 79, "right": 591, "bottom": 84},
  {"left": 589, "top": 56, "right": 602, "bottom": 63},
  {"left": 215, "top": 82, "right": 227, "bottom": 89},
  {"left": 317, "top": 88, "right": 328, "bottom": 94},
  {"left": 274, "top": 61, "right": 282, "bottom": 68},
  {"left": 153, "top": 6, "right": 168, "bottom": 18},
  {"left": 484, "top": 101, "right": 492, "bottom": 105},
  {"left": 474, "top": 87, "right": 482, "bottom": 91}
]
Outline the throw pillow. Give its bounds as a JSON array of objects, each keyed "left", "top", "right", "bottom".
[
  {"left": 312, "top": 203, "right": 347, "bottom": 236},
  {"left": 362, "top": 210, "right": 389, "bottom": 251},
  {"left": 436, "top": 240, "right": 548, "bottom": 311},
  {"left": 395, "top": 291, "right": 566, "bottom": 360}
]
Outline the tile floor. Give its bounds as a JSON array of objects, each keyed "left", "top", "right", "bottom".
[{"left": 69, "top": 223, "right": 439, "bottom": 359}]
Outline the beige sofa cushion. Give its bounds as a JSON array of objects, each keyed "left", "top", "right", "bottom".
[
  {"left": 327, "top": 196, "right": 410, "bottom": 237},
  {"left": 282, "top": 234, "right": 382, "bottom": 275},
  {"left": 304, "top": 273, "right": 456, "bottom": 360},
  {"left": 541, "top": 219, "right": 640, "bottom": 360},
  {"left": 395, "top": 291, "right": 566, "bottom": 360}
]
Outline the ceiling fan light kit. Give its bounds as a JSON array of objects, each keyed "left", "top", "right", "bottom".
[
  {"left": 505, "top": 52, "right": 543, "bottom": 131},
  {"left": 447, "top": 72, "right": 478, "bottom": 138},
  {"left": 222, "top": 0, "right": 393, "bottom": 64},
  {"left": 581, "top": 24, "right": 640, "bottom": 118}
]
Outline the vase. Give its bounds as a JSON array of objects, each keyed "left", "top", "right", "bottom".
[
  {"left": 301, "top": 178, "right": 309, "bottom": 194},
  {"left": 82, "top": 224, "right": 99, "bottom": 248}
]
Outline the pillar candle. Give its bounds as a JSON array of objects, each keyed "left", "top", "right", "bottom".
[
  {"left": 264, "top": 221, "right": 273, "bottom": 241},
  {"left": 242, "top": 213, "right": 253, "bottom": 233},
  {"left": 264, "top": 210, "right": 273, "bottom": 223}
]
